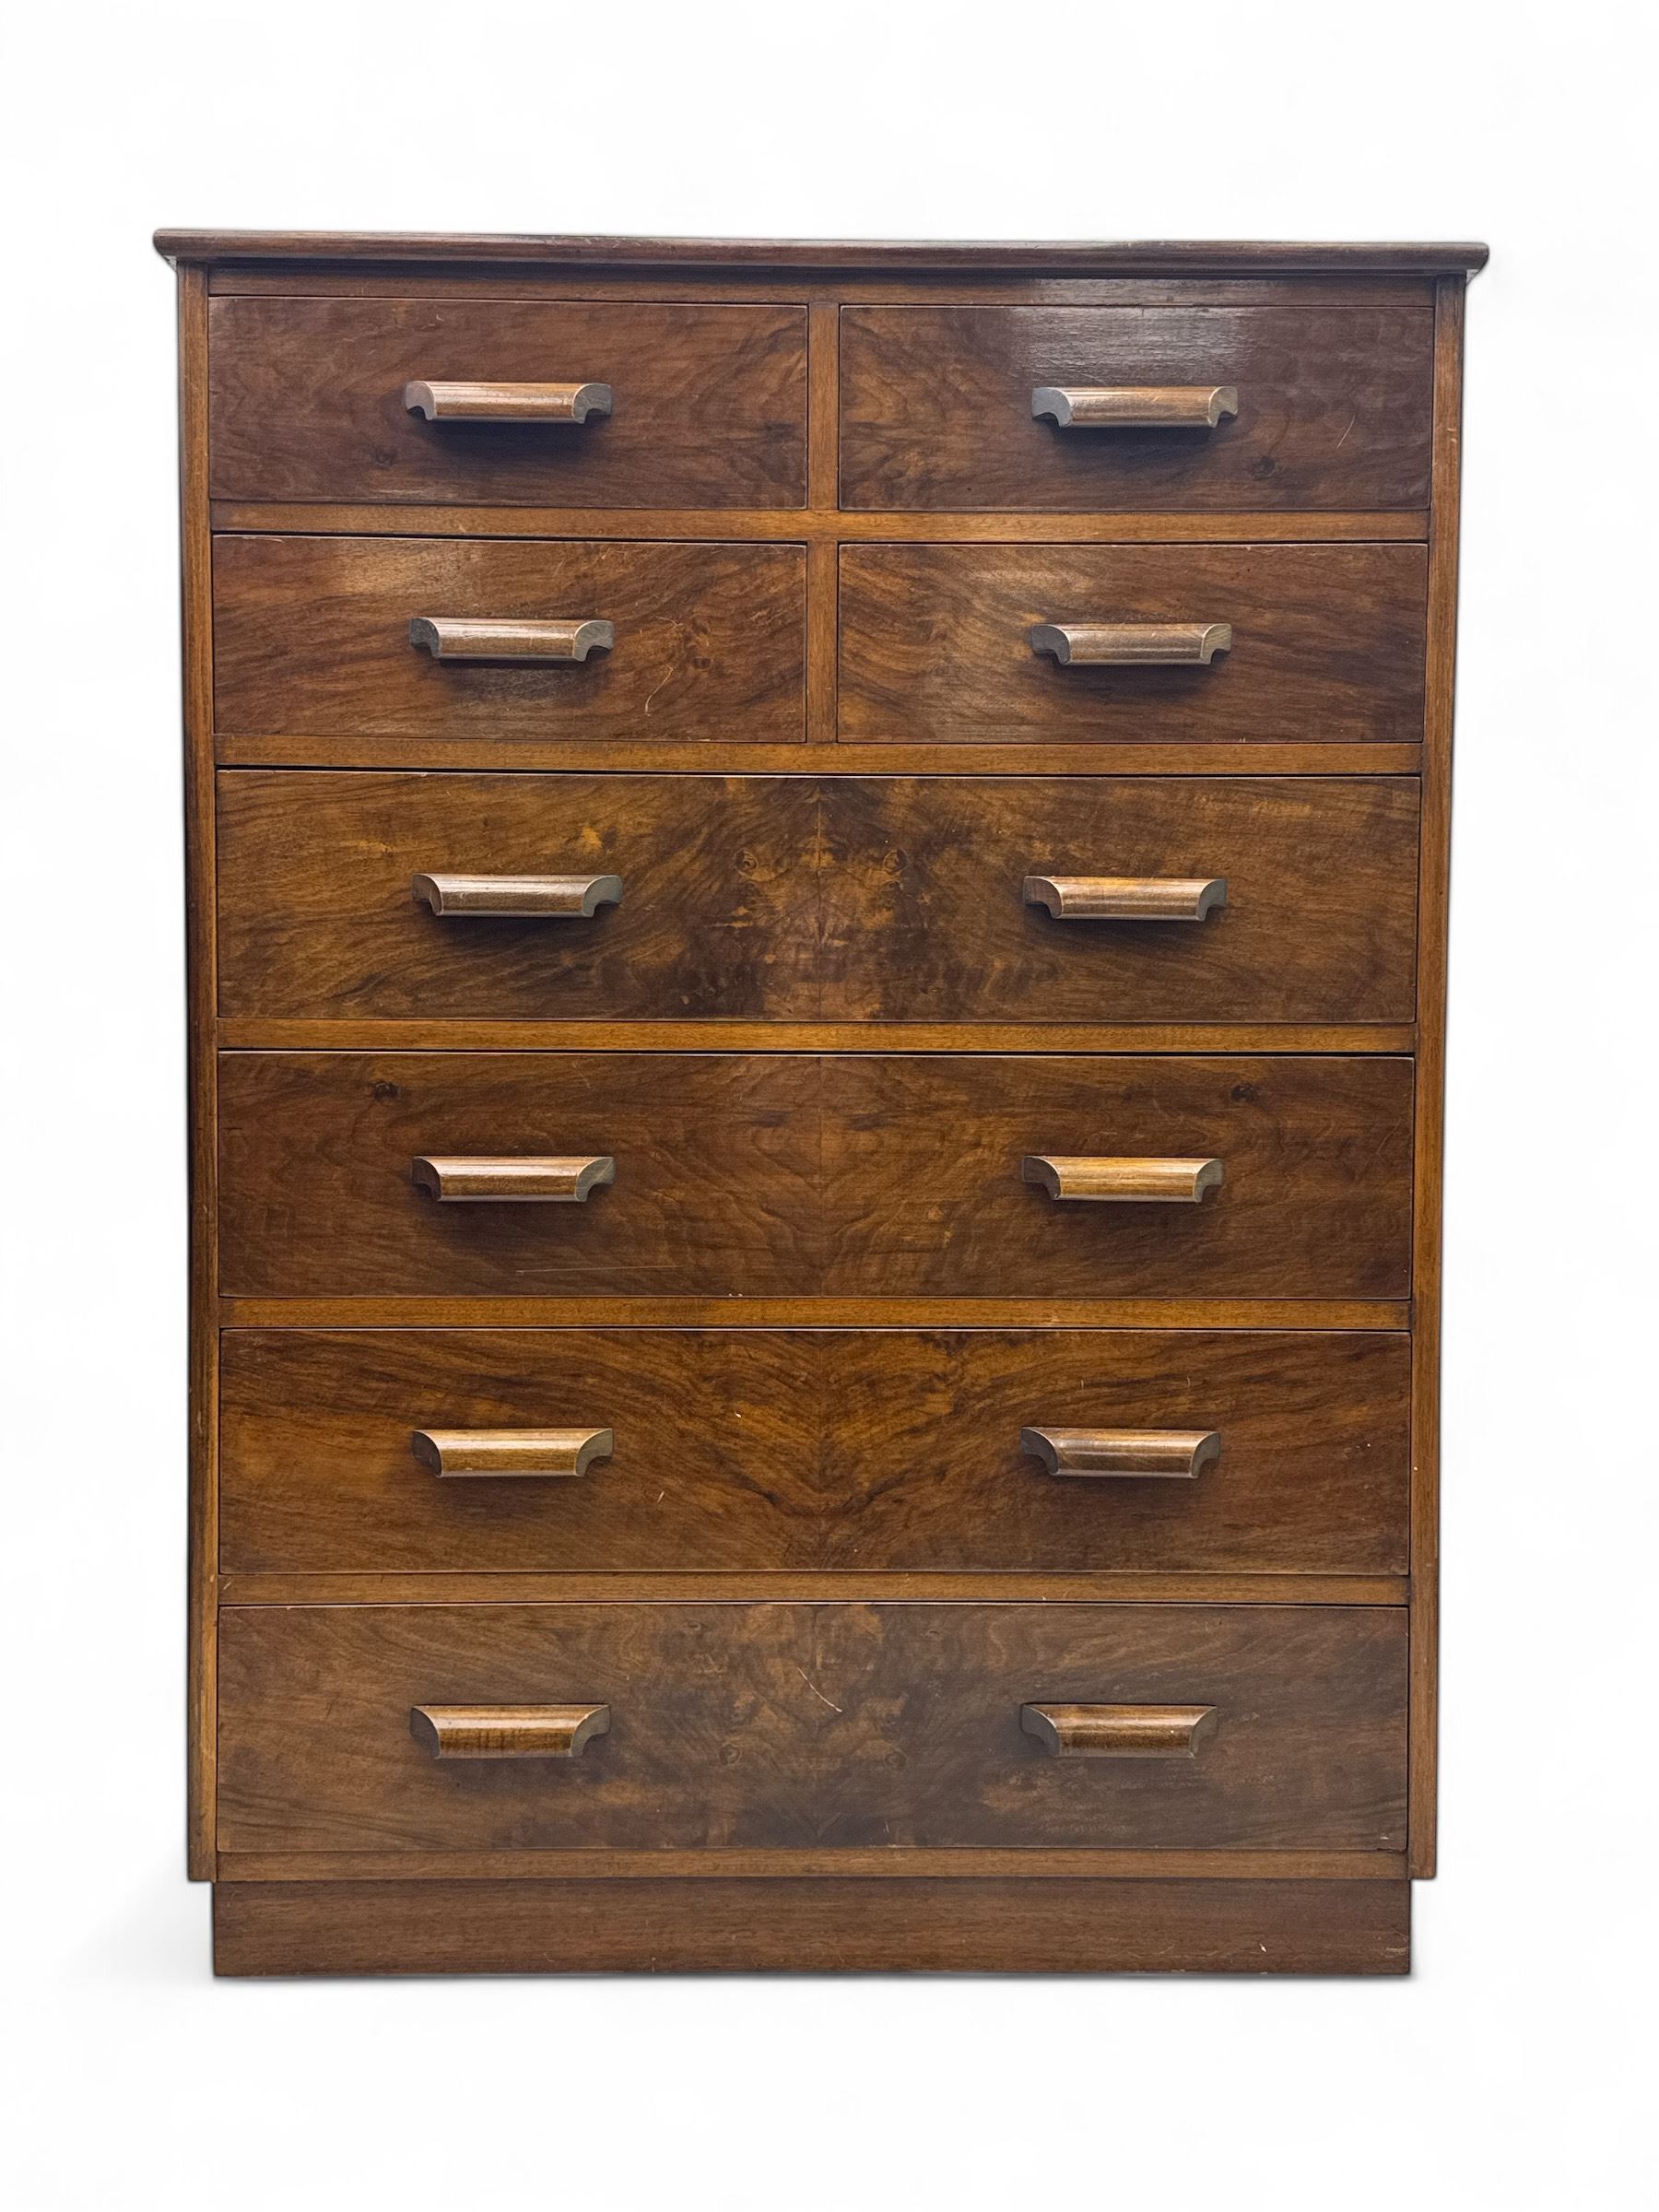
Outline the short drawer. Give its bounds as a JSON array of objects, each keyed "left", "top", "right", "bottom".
[
  {"left": 838, "top": 303, "right": 1433, "bottom": 511},
  {"left": 219, "top": 1328, "right": 1410, "bottom": 1574},
  {"left": 213, "top": 535, "right": 806, "bottom": 745},
  {"left": 217, "top": 1602, "right": 1408, "bottom": 1853},
  {"left": 839, "top": 543, "right": 1427, "bottom": 744},
  {"left": 208, "top": 296, "right": 808, "bottom": 507},
  {"left": 216, "top": 1052, "right": 1413, "bottom": 1300},
  {"left": 217, "top": 771, "right": 1418, "bottom": 1025}
]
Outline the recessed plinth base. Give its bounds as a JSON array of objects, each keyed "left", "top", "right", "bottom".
[{"left": 213, "top": 1876, "right": 1410, "bottom": 1977}]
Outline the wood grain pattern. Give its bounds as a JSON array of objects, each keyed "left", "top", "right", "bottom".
[
  {"left": 838, "top": 544, "right": 1427, "bottom": 743},
  {"left": 218, "top": 1327, "right": 1411, "bottom": 1575},
  {"left": 208, "top": 296, "right": 807, "bottom": 506},
  {"left": 212, "top": 535, "right": 806, "bottom": 743},
  {"left": 211, "top": 1874, "right": 1411, "bottom": 1976},
  {"left": 840, "top": 305, "right": 1433, "bottom": 510},
  {"left": 216, "top": 773, "right": 1419, "bottom": 1025},
  {"left": 216, "top": 1603, "right": 1408, "bottom": 1853},
  {"left": 216, "top": 1052, "right": 1413, "bottom": 1300}
]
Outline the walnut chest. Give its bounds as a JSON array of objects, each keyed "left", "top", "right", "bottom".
[{"left": 156, "top": 229, "right": 1485, "bottom": 1975}]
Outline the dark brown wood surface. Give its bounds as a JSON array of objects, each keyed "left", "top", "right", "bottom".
[
  {"left": 218, "top": 1326, "right": 1409, "bottom": 1574},
  {"left": 216, "top": 1602, "right": 1407, "bottom": 1853},
  {"left": 212, "top": 1874, "right": 1411, "bottom": 1975},
  {"left": 208, "top": 296, "right": 808, "bottom": 507},
  {"left": 838, "top": 543, "right": 1427, "bottom": 743},
  {"left": 215, "top": 1052, "right": 1414, "bottom": 1300},
  {"left": 840, "top": 305, "right": 1433, "bottom": 510},
  {"left": 212, "top": 535, "right": 806, "bottom": 742},
  {"left": 215, "top": 771, "right": 1419, "bottom": 1024}
]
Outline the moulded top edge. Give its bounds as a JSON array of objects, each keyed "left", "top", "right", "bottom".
[{"left": 152, "top": 229, "right": 1491, "bottom": 276}]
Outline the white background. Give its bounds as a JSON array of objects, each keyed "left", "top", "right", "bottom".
[{"left": 5, "top": 3, "right": 1655, "bottom": 2205}]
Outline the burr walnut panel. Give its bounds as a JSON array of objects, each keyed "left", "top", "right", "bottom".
[
  {"left": 215, "top": 1052, "right": 1413, "bottom": 1300},
  {"left": 212, "top": 535, "right": 806, "bottom": 744},
  {"left": 216, "top": 1602, "right": 1408, "bottom": 1853},
  {"left": 208, "top": 296, "right": 809, "bottom": 507},
  {"left": 838, "top": 304, "right": 1434, "bottom": 510},
  {"left": 218, "top": 1327, "right": 1410, "bottom": 1575},
  {"left": 838, "top": 543, "right": 1427, "bottom": 744}
]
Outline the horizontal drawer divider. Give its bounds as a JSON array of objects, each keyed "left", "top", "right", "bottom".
[
  {"left": 213, "top": 740, "right": 1428, "bottom": 776},
  {"left": 218, "top": 1572, "right": 1409, "bottom": 1606},
  {"left": 217, "top": 1297, "right": 1414, "bottom": 1330},
  {"left": 218, "top": 1022, "right": 1419, "bottom": 1054},
  {"left": 213, "top": 1847, "right": 1409, "bottom": 1884}
]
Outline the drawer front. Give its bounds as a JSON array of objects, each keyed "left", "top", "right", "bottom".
[
  {"left": 217, "top": 1053, "right": 1412, "bottom": 1299},
  {"left": 213, "top": 535, "right": 806, "bottom": 744},
  {"left": 840, "top": 544, "right": 1427, "bottom": 745},
  {"left": 217, "top": 772, "right": 1419, "bottom": 1026},
  {"left": 219, "top": 1328, "right": 1410, "bottom": 1574},
  {"left": 208, "top": 296, "right": 808, "bottom": 507},
  {"left": 216, "top": 772, "right": 820, "bottom": 1021},
  {"left": 826, "top": 776, "right": 1418, "bottom": 1022},
  {"left": 217, "top": 1602, "right": 1408, "bottom": 1853},
  {"left": 839, "top": 304, "right": 1433, "bottom": 511}
]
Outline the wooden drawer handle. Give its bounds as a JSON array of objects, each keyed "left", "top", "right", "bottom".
[
  {"left": 404, "top": 379, "right": 613, "bottom": 424},
  {"left": 1024, "top": 875, "right": 1227, "bottom": 923},
  {"left": 410, "top": 1704, "right": 611, "bottom": 1759},
  {"left": 1022, "top": 1155, "right": 1223, "bottom": 1203},
  {"left": 1020, "top": 1427, "right": 1222, "bottom": 1480},
  {"left": 1020, "top": 1704, "right": 1218, "bottom": 1759},
  {"left": 409, "top": 617, "right": 614, "bottom": 663},
  {"left": 1030, "top": 621, "right": 1232, "bottom": 666},
  {"left": 1032, "top": 384, "right": 1238, "bottom": 430},
  {"left": 412, "top": 872, "right": 624, "bottom": 919},
  {"left": 412, "top": 1428, "right": 615, "bottom": 1479},
  {"left": 411, "top": 1155, "right": 615, "bottom": 1203}
]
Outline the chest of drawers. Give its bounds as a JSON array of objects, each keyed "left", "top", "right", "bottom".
[{"left": 157, "top": 229, "right": 1485, "bottom": 1975}]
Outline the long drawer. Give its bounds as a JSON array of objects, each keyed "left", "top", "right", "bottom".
[
  {"left": 216, "top": 771, "right": 1420, "bottom": 1024},
  {"left": 208, "top": 295, "right": 810, "bottom": 507},
  {"left": 839, "top": 543, "right": 1427, "bottom": 745},
  {"left": 838, "top": 303, "right": 1434, "bottom": 511},
  {"left": 219, "top": 1327, "right": 1410, "bottom": 1574},
  {"left": 212, "top": 535, "right": 807, "bottom": 743},
  {"left": 216, "top": 1602, "right": 1409, "bottom": 1853},
  {"left": 217, "top": 1052, "right": 1413, "bottom": 1299}
]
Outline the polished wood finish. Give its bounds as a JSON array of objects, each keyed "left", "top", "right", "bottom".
[
  {"left": 407, "top": 616, "right": 614, "bottom": 662},
  {"left": 217, "top": 1053, "right": 1413, "bottom": 1300},
  {"left": 410, "top": 1154, "right": 615, "bottom": 1203},
  {"left": 1032, "top": 384, "right": 1239, "bottom": 429},
  {"left": 411, "top": 1426, "right": 615, "bottom": 1479},
  {"left": 839, "top": 544, "right": 1427, "bottom": 743},
  {"left": 409, "top": 1703, "right": 611, "bottom": 1759},
  {"left": 208, "top": 296, "right": 807, "bottom": 505},
  {"left": 1019, "top": 1426, "right": 1223, "bottom": 1480},
  {"left": 213, "top": 535, "right": 806, "bottom": 743},
  {"left": 1021, "top": 1155, "right": 1225, "bottom": 1203},
  {"left": 213, "top": 1875, "right": 1411, "bottom": 1976},
  {"left": 404, "top": 379, "right": 612, "bottom": 423},
  {"left": 162, "top": 231, "right": 1475, "bottom": 1973},
  {"left": 1020, "top": 1704, "right": 1218, "bottom": 1758},
  {"left": 217, "top": 1603, "right": 1407, "bottom": 1853},
  {"left": 1030, "top": 620, "right": 1233, "bottom": 665},
  {"left": 217, "top": 773, "right": 1418, "bottom": 1025},
  {"left": 218, "top": 1328, "right": 1409, "bottom": 1574},
  {"left": 840, "top": 305, "right": 1432, "bottom": 509}
]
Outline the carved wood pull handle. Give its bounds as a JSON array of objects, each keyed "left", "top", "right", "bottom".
[
  {"left": 1024, "top": 876, "right": 1227, "bottom": 923},
  {"left": 410, "top": 1705, "right": 611, "bottom": 1759},
  {"left": 409, "top": 618, "right": 614, "bottom": 662},
  {"left": 412, "top": 873, "right": 624, "bottom": 919},
  {"left": 1032, "top": 384, "right": 1238, "bottom": 430},
  {"left": 1022, "top": 1156, "right": 1224, "bottom": 1203},
  {"left": 405, "top": 380, "right": 613, "bottom": 424},
  {"left": 411, "top": 1155, "right": 616, "bottom": 1203},
  {"left": 1020, "top": 1704, "right": 1218, "bottom": 1759},
  {"left": 412, "top": 1428, "right": 615, "bottom": 1479},
  {"left": 1030, "top": 622, "right": 1232, "bottom": 666},
  {"left": 1020, "top": 1428, "right": 1222, "bottom": 1480}
]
